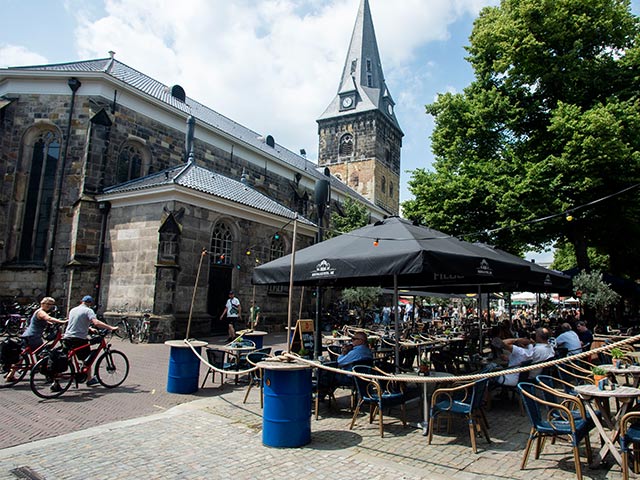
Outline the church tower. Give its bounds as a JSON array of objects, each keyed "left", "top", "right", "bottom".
[{"left": 317, "top": 0, "right": 403, "bottom": 215}]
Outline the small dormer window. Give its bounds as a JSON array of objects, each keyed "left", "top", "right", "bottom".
[
  {"left": 366, "top": 59, "right": 372, "bottom": 72},
  {"left": 367, "top": 74, "right": 373, "bottom": 87}
]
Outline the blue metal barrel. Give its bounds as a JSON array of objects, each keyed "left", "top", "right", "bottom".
[
  {"left": 262, "top": 365, "right": 312, "bottom": 447},
  {"left": 165, "top": 341, "right": 206, "bottom": 394}
]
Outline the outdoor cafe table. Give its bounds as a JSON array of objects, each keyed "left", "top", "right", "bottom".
[
  {"left": 600, "top": 363, "right": 640, "bottom": 388},
  {"left": 220, "top": 344, "right": 256, "bottom": 383},
  {"left": 322, "top": 335, "right": 351, "bottom": 345},
  {"left": 396, "top": 371, "right": 455, "bottom": 435},
  {"left": 574, "top": 384, "right": 640, "bottom": 467}
]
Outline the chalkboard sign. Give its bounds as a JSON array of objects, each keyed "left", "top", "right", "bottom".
[{"left": 290, "top": 319, "right": 314, "bottom": 357}]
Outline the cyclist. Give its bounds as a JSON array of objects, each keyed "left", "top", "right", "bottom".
[
  {"left": 62, "top": 295, "right": 117, "bottom": 388},
  {"left": 4, "top": 297, "right": 66, "bottom": 383}
]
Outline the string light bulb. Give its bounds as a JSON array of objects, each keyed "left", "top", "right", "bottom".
[
  {"left": 566, "top": 215, "right": 573, "bottom": 222},
  {"left": 246, "top": 249, "right": 251, "bottom": 255},
  {"left": 373, "top": 238, "right": 379, "bottom": 247}
]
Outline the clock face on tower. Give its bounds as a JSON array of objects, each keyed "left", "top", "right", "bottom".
[{"left": 342, "top": 96, "right": 353, "bottom": 108}]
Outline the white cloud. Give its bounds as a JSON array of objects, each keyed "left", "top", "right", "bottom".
[
  {"left": 68, "top": 0, "right": 494, "bottom": 164},
  {"left": 0, "top": 45, "right": 48, "bottom": 68}
]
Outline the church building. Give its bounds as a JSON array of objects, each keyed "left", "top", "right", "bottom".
[{"left": 0, "top": 0, "right": 401, "bottom": 339}]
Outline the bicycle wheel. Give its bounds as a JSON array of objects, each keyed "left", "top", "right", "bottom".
[
  {"left": 30, "top": 357, "right": 75, "bottom": 399},
  {"left": 136, "top": 322, "right": 149, "bottom": 343},
  {"left": 0, "top": 353, "right": 29, "bottom": 388},
  {"left": 95, "top": 349, "right": 129, "bottom": 388}
]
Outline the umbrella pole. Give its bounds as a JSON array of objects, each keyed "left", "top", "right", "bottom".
[
  {"left": 286, "top": 215, "right": 298, "bottom": 354},
  {"left": 477, "top": 285, "right": 482, "bottom": 355},
  {"left": 394, "top": 275, "right": 400, "bottom": 373},
  {"left": 298, "top": 286, "right": 305, "bottom": 321}
]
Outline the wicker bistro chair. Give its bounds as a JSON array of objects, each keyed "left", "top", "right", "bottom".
[
  {"left": 535, "top": 375, "right": 602, "bottom": 431},
  {"left": 349, "top": 365, "right": 407, "bottom": 437},
  {"left": 517, "top": 382, "right": 593, "bottom": 480},
  {"left": 620, "top": 411, "right": 640, "bottom": 480},
  {"left": 242, "top": 351, "right": 271, "bottom": 407},
  {"left": 428, "top": 378, "right": 490, "bottom": 453},
  {"left": 201, "top": 348, "right": 234, "bottom": 388}
]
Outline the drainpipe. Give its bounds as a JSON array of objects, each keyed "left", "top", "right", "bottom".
[
  {"left": 46, "top": 77, "right": 81, "bottom": 295},
  {"left": 95, "top": 201, "right": 111, "bottom": 306}
]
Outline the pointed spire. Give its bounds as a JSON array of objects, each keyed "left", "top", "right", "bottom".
[{"left": 318, "top": 0, "right": 401, "bottom": 133}]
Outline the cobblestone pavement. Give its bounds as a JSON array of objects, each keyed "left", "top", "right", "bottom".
[{"left": 0, "top": 334, "right": 630, "bottom": 479}]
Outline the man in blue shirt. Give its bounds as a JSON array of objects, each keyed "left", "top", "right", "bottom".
[
  {"left": 337, "top": 332, "right": 373, "bottom": 367},
  {"left": 555, "top": 322, "right": 583, "bottom": 356}
]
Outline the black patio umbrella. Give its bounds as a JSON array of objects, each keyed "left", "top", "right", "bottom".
[
  {"left": 252, "top": 217, "right": 532, "bottom": 289},
  {"left": 252, "top": 217, "right": 533, "bottom": 369}
]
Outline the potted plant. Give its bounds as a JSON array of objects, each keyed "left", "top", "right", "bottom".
[
  {"left": 298, "top": 347, "right": 309, "bottom": 358},
  {"left": 610, "top": 347, "right": 626, "bottom": 368},
  {"left": 419, "top": 355, "right": 430, "bottom": 375},
  {"left": 591, "top": 366, "right": 607, "bottom": 383}
]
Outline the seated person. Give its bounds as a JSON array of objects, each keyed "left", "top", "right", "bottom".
[
  {"left": 495, "top": 337, "right": 534, "bottom": 387},
  {"left": 529, "top": 327, "right": 556, "bottom": 378},
  {"left": 575, "top": 321, "right": 593, "bottom": 350},
  {"left": 555, "top": 322, "right": 583, "bottom": 356},
  {"left": 337, "top": 332, "right": 373, "bottom": 368},
  {"left": 333, "top": 332, "right": 373, "bottom": 386}
]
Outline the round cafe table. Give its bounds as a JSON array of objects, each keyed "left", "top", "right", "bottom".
[
  {"left": 396, "top": 371, "right": 455, "bottom": 435},
  {"left": 575, "top": 383, "right": 640, "bottom": 467},
  {"left": 600, "top": 363, "right": 640, "bottom": 388}
]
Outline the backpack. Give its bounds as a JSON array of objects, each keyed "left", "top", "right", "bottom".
[
  {"left": 46, "top": 349, "right": 69, "bottom": 374},
  {"left": 0, "top": 337, "right": 22, "bottom": 371}
]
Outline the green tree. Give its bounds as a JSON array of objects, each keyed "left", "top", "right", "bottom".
[
  {"left": 404, "top": 0, "right": 640, "bottom": 277},
  {"left": 328, "top": 196, "right": 370, "bottom": 238},
  {"left": 341, "top": 286, "right": 382, "bottom": 326},
  {"left": 572, "top": 270, "right": 620, "bottom": 322}
]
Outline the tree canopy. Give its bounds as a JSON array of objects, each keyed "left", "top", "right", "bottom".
[{"left": 403, "top": 0, "right": 640, "bottom": 279}]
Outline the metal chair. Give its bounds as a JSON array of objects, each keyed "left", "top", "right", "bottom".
[
  {"left": 620, "top": 411, "right": 640, "bottom": 480},
  {"left": 428, "top": 378, "right": 490, "bottom": 453},
  {"left": 201, "top": 348, "right": 234, "bottom": 388},
  {"left": 242, "top": 351, "right": 271, "bottom": 407},
  {"left": 517, "top": 382, "right": 592, "bottom": 480},
  {"left": 535, "top": 374, "right": 601, "bottom": 430},
  {"left": 349, "top": 365, "right": 406, "bottom": 437}
]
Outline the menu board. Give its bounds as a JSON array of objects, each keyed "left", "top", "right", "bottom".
[{"left": 290, "top": 319, "right": 314, "bottom": 356}]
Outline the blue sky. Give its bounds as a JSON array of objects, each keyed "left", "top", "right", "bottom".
[{"left": 2, "top": 0, "right": 639, "bottom": 263}]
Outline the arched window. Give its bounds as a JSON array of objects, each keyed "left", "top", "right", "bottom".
[
  {"left": 389, "top": 182, "right": 394, "bottom": 197},
  {"left": 116, "top": 141, "right": 148, "bottom": 184},
  {"left": 351, "top": 173, "right": 359, "bottom": 187},
  {"left": 19, "top": 129, "right": 61, "bottom": 262},
  {"left": 269, "top": 236, "right": 285, "bottom": 261},
  {"left": 339, "top": 133, "right": 354, "bottom": 156},
  {"left": 211, "top": 222, "right": 233, "bottom": 265},
  {"left": 381, "top": 176, "right": 386, "bottom": 194}
]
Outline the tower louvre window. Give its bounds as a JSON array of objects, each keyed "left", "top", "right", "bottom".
[
  {"left": 366, "top": 59, "right": 372, "bottom": 72},
  {"left": 367, "top": 74, "right": 373, "bottom": 87},
  {"left": 339, "top": 133, "right": 354, "bottom": 156},
  {"left": 381, "top": 176, "right": 386, "bottom": 194}
]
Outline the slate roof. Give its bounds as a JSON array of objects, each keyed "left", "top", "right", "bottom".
[
  {"left": 4, "top": 56, "right": 381, "bottom": 214},
  {"left": 102, "top": 161, "right": 315, "bottom": 226}
]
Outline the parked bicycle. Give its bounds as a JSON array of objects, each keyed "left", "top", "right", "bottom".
[
  {"left": 0, "top": 323, "right": 65, "bottom": 388},
  {"left": 136, "top": 313, "right": 151, "bottom": 343},
  {"left": 113, "top": 315, "right": 140, "bottom": 344},
  {"left": 29, "top": 329, "right": 129, "bottom": 399}
]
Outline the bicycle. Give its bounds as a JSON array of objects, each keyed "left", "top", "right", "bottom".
[
  {"left": 0, "top": 323, "right": 65, "bottom": 388},
  {"left": 136, "top": 313, "right": 151, "bottom": 343},
  {"left": 113, "top": 315, "right": 140, "bottom": 344},
  {"left": 29, "top": 329, "right": 129, "bottom": 399}
]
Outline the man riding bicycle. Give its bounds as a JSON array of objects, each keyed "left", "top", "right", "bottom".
[{"left": 62, "top": 295, "right": 117, "bottom": 388}]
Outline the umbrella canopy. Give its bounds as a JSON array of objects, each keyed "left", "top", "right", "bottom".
[{"left": 252, "top": 217, "right": 531, "bottom": 289}]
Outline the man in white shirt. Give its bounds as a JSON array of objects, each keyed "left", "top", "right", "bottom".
[{"left": 220, "top": 290, "right": 241, "bottom": 341}]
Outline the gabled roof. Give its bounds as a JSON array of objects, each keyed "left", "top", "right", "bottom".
[
  {"left": 317, "top": 0, "right": 402, "bottom": 133},
  {"left": 102, "top": 161, "right": 315, "bottom": 226},
  {"left": 3, "top": 56, "right": 382, "bottom": 215}
]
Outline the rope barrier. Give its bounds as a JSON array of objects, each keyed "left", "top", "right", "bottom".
[
  {"left": 184, "top": 339, "right": 259, "bottom": 377},
  {"left": 185, "top": 334, "right": 640, "bottom": 386},
  {"left": 286, "top": 333, "right": 640, "bottom": 385}
]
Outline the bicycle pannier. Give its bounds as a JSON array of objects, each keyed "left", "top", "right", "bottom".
[
  {"left": 0, "top": 337, "right": 21, "bottom": 371},
  {"left": 47, "top": 349, "right": 69, "bottom": 374}
]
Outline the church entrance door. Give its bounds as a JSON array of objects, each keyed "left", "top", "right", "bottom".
[{"left": 208, "top": 264, "right": 233, "bottom": 335}]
